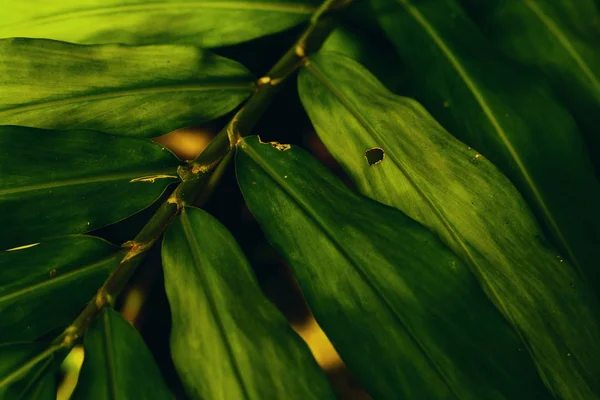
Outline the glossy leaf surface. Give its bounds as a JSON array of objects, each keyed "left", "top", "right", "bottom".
[
  {"left": 0, "top": 38, "right": 255, "bottom": 137},
  {"left": 371, "top": 0, "right": 600, "bottom": 293},
  {"left": 460, "top": 0, "right": 600, "bottom": 171},
  {"left": 298, "top": 52, "right": 600, "bottom": 399},
  {"left": 0, "top": 126, "right": 181, "bottom": 249},
  {"left": 236, "top": 136, "right": 551, "bottom": 399},
  {"left": 0, "top": 0, "right": 318, "bottom": 48},
  {"left": 72, "top": 308, "right": 171, "bottom": 400},
  {"left": 0, "top": 342, "right": 63, "bottom": 399},
  {"left": 0, "top": 236, "right": 122, "bottom": 343},
  {"left": 162, "top": 206, "right": 334, "bottom": 400}
]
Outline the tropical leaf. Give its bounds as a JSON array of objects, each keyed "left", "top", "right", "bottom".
[
  {"left": 0, "top": 0, "right": 319, "bottom": 48},
  {"left": 0, "top": 126, "right": 181, "bottom": 249},
  {"left": 235, "top": 136, "right": 551, "bottom": 399},
  {"left": 0, "top": 38, "right": 255, "bottom": 137},
  {"left": 0, "top": 342, "right": 64, "bottom": 400},
  {"left": 162, "top": 206, "right": 334, "bottom": 400},
  {"left": 370, "top": 0, "right": 600, "bottom": 293},
  {"left": 297, "top": 52, "right": 600, "bottom": 399},
  {"left": 459, "top": 0, "right": 600, "bottom": 171},
  {"left": 71, "top": 308, "right": 171, "bottom": 399},
  {"left": 0, "top": 236, "right": 122, "bottom": 343}
]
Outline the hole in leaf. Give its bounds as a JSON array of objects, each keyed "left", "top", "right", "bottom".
[{"left": 365, "top": 147, "right": 385, "bottom": 166}]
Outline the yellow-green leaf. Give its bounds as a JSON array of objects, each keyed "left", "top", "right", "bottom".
[
  {"left": 162, "top": 206, "right": 334, "bottom": 400},
  {"left": 371, "top": 0, "right": 600, "bottom": 294},
  {"left": 236, "top": 136, "right": 551, "bottom": 399},
  {"left": 0, "top": 38, "right": 255, "bottom": 137},
  {"left": 297, "top": 52, "right": 600, "bottom": 399},
  {"left": 0, "top": 0, "right": 319, "bottom": 48}
]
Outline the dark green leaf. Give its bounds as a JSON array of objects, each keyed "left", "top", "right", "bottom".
[
  {"left": 236, "top": 136, "right": 551, "bottom": 399},
  {"left": 0, "top": 38, "right": 255, "bottom": 137},
  {"left": 460, "top": 0, "right": 600, "bottom": 172},
  {"left": 0, "top": 342, "right": 63, "bottom": 399},
  {"left": 0, "top": 0, "right": 319, "bottom": 48},
  {"left": 71, "top": 308, "right": 171, "bottom": 400},
  {"left": 371, "top": 0, "right": 600, "bottom": 293},
  {"left": 162, "top": 206, "right": 334, "bottom": 400},
  {"left": 0, "top": 236, "right": 122, "bottom": 343},
  {"left": 0, "top": 126, "right": 181, "bottom": 249},
  {"left": 297, "top": 52, "right": 600, "bottom": 399}
]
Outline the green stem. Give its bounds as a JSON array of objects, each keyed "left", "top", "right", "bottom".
[{"left": 54, "top": 0, "right": 351, "bottom": 350}]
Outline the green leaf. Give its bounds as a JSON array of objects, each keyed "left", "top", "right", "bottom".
[
  {"left": 0, "top": 342, "right": 63, "bottom": 399},
  {"left": 0, "top": 0, "right": 319, "bottom": 48},
  {"left": 0, "top": 236, "right": 122, "bottom": 343},
  {"left": 236, "top": 136, "right": 551, "bottom": 399},
  {"left": 71, "top": 308, "right": 171, "bottom": 400},
  {"left": 162, "top": 206, "right": 334, "bottom": 400},
  {"left": 459, "top": 0, "right": 600, "bottom": 171},
  {"left": 297, "top": 52, "right": 600, "bottom": 399},
  {"left": 0, "top": 38, "right": 255, "bottom": 137},
  {"left": 0, "top": 126, "right": 181, "bottom": 249},
  {"left": 370, "top": 0, "right": 600, "bottom": 293}
]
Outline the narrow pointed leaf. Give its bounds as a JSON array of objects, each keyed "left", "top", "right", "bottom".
[
  {"left": 236, "top": 136, "right": 551, "bottom": 399},
  {"left": 71, "top": 308, "right": 171, "bottom": 400},
  {"left": 162, "top": 206, "right": 335, "bottom": 400},
  {"left": 371, "top": 0, "right": 600, "bottom": 292},
  {"left": 460, "top": 0, "right": 600, "bottom": 171},
  {"left": 0, "top": 126, "right": 181, "bottom": 249},
  {"left": 298, "top": 52, "right": 600, "bottom": 399},
  {"left": 0, "top": 38, "right": 255, "bottom": 137},
  {"left": 0, "top": 236, "right": 122, "bottom": 343},
  {"left": 0, "top": 0, "right": 319, "bottom": 48},
  {"left": 0, "top": 342, "right": 63, "bottom": 399}
]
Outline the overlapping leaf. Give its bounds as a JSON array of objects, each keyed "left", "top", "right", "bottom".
[
  {"left": 0, "top": 0, "right": 319, "bottom": 48},
  {"left": 236, "top": 136, "right": 551, "bottom": 399},
  {"left": 297, "top": 52, "right": 600, "bottom": 399},
  {"left": 370, "top": 0, "right": 600, "bottom": 293},
  {"left": 0, "top": 126, "right": 181, "bottom": 249},
  {"left": 0, "top": 38, "right": 255, "bottom": 137},
  {"left": 0, "top": 342, "right": 64, "bottom": 399},
  {"left": 71, "top": 308, "right": 171, "bottom": 399},
  {"left": 162, "top": 206, "right": 334, "bottom": 400},
  {"left": 0, "top": 236, "right": 122, "bottom": 343},
  {"left": 459, "top": 0, "right": 600, "bottom": 171}
]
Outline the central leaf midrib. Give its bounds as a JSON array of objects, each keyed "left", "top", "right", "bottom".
[
  {"left": 0, "top": 166, "right": 178, "bottom": 197},
  {"left": 0, "top": 83, "right": 255, "bottom": 117},
  {"left": 0, "top": 1, "right": 317, "bottom": 33},
  {"left": 241, "top": 142, "right": 461, "bottom": 400},
  {"left": 102, "top": 310, "right": 119, "bottom": 400}
]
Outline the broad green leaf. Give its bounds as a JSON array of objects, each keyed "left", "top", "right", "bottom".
[
  {"left": 0, "top": 126, "right": 181, "bottom": 249},
  {"left": 0, "top": 342, "right": 63, "bottom": 399},
  {"left": 236, "top": 136, "right": 551, "bottom": 399},
  {"left": 0, "top": 236, "right": 122, "bottom": 343},
  {"left": 71, "top": 308, "right": 171, "bottom": 400},
  {"left": 0, "top": 38, "right": 255, "bottom": 137},
  {"left": 297, "top": 52, "right": 600, "bottom": 399},
  {"left": 0, "top": 0, "right": 319, "bottom": 48},
  {"left": 371, "top": 0, "right": 600, "bottom": 293},
  {"left": 459, "top": 0, "right": 600, "bottom": 171},
  {"left": 162, "top": 206, "right": 334, "bottom": 400}
]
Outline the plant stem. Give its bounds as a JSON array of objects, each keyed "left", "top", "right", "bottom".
[{"left": 54, "top": 0, "right": 351, "bottom": 350}]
